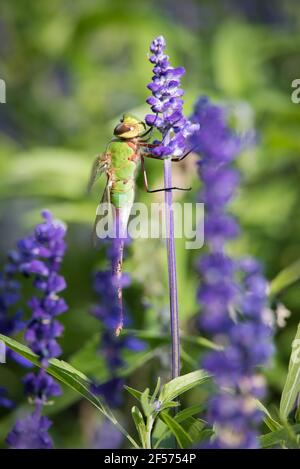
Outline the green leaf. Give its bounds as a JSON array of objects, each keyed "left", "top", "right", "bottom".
[
  {"left": 125, "top": 329, "right": 222, "bottom": 351},
  {"left": 159, "top": 370, "right": 211, "bottom": 404},
  {"left": 159, "top": 401, "right": 180, "bottom": 411},
  {"left": 131, "top": 406, "right": 147, "bottom": 449},
  {"left": 125, "top": 386, "right": 143, "bottom": 401},
  {"left": 260, "top": 424, "right": 300, "bottom": 448},
  {"left": 0, "top": 334, "right": 158, "bottom": 443},
  {"left": 0, "top": 334, "right": 138, "bottom": 448},
  {"left": 0, "top": 148, "right": 90, "bottom": 201},
  {"left": 154, "top": 404, "right": 204, "bottom": 448},
  {"left": 124, "top": 385, "right": 178, "bottom": 413},
  {"left": 4, "top": 333, "right": 157, "bottom": 417},
  {"left": 160, "top": 412, "right": 193, "bottom": 449},
  {"left": 181, "top": 347, "right": 198, "bottom": 368},
  {"left": 280, "top": 323, "right": 300, "bottom": 419},
  {"left": 141, "top": 388, "right": 152, "bottom": 417},
  {"left": 150, "top": 377, "right": 161, "bottom": 404},
  {"left": 175, "top": 404, "right": 204, "bottom": 423},
  {"left": 270, "top": 259, "right": 300, "bottom": 297},
  {"left": 183, "top": 336, "right": 223, "bottom": 351},
  {"left": 256, "top": 400, "right": 282, "bottom": 432},
  {"left": 182, "top": 417, "right": 205, "bottom": 443},
  {"left": 125, "top": 369, "right": 210, "bottom": 412}
]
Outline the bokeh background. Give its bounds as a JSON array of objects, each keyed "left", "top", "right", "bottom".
[{"left": 1, "top": 0, "right": 300, "bottom": 448}]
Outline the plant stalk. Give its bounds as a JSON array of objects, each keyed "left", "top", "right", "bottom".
[{"left": 163, "top": 158, "right": 180, "bottom": 380}]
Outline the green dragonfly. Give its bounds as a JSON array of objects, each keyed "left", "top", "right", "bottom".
[{"left": 88, "top": 113, "right": 191, "bottom": 335}]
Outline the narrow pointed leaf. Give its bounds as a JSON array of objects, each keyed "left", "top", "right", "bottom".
[
  {"left": 260, "top": 424, "right": 300, "bottom": 448},
  {"left": 159, "top": 370, "right": 211, "bottom": 404},
  {"left": 270, "top": 259, "right": 300, "bottom": 296},
  {"left": 256, "top": 400, "right": 281, "bottom": 431},
  {"left": 160, "top": 412, "right": 193, "bottom": 448},
  {"left": 131, "top": 406, "right": 147, "bottom": 448},
  {"left": 280, "top": 323, "right": 300, "bottom": 419}
]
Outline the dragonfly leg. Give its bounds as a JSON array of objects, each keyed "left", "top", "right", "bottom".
[
  {"left": 141, "top": 156, "right": 191, "bottom": 192},
  {"left": 143, "top": 149, "right": 195, "bottom": 162},
  {"left": 139, "top": 142, "right": 160, "bottom": 147},
  {"left": 171, "top": 146, "right": 197, "bottom": 162},
  {"left": 143, "top": 152, "right": 165, "bottom": 160},
  {"left": 140, "top": 113, "right": 159, "bottom": 139}
]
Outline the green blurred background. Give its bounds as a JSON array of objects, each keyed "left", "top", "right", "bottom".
[{"left": 1, "top": 0, "right": 300, "bottom": 448}]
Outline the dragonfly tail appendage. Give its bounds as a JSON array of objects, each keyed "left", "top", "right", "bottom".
[
  {"left": 112, "top": 209, "right": 126, "bottom": 336},
  {"left": 113, "top": 239, "right": 124, "bottom": 336}
]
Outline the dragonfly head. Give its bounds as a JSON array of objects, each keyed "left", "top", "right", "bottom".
[{"left": 114, "top": 114, "right": 146, "bottom": 139}]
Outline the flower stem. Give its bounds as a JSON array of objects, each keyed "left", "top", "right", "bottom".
[{"left": 164, "top": 158, "right": 180, "bottom": 380}]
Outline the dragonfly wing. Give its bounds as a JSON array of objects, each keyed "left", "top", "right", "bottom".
[
  {"left": 92, "top": 176, "right": 112, "bottom": 246},
  {"left": 87, "top": 153, "right": 108, "bottom": 193}
]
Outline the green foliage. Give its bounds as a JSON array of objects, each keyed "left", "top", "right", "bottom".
[
  {"left": 0, "top": 334, "right": 211, "bottom": 448},
  {"left": 260, "top": 424, "right": 300, "bottom": 449},
  {"left": 280, "top": 323, "right": 300, "bottom": 420},
  {"left": 0, "top": 334, "right": 139, "bottom": 447},
  {"left": 126, "top": 372, "right": 211, "bottom": 448},
  {"left": 159, "top": 412, "right": 193, "bottom": 448}
]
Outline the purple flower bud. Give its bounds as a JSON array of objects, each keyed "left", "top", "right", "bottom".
[
  {"left": 23, "top": 369, "right": 61, "bottom": 403},
  {"left": 4, "top": 211, "right": 68, "bottom": 449},
  {"left": 20, "top": 260, "right": 49, "bottom": 276}
]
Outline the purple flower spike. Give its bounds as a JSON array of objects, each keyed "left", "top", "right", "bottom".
[
  {"left": 6, "top": 210, "right": 68, "bottom": 450},
  {"left": 192, "top": 97, "right": 274, "bottom": 448},
  {"left": 146, "top": 36, "right": 199, "bottom": 158},
  {"left": 11, "top": 211, "right": 68, "bottom": 366}
]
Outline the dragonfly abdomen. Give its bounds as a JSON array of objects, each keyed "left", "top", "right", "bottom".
[{"left": 111, "top": 182, "right": 135, "bottom": 209}]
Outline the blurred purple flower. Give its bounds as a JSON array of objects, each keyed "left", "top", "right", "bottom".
[
  {"left": 0, "top": 272, "right": 23, "bottom": 337},
  {"left": 92, "top": 419, "right": 123, "bottom": 449},
  {"left": 0, "top": 387, "right": 14, "bottom": 409},
  {"left": 90, "top": 240, "right": 145, "bottom": 407},
  {"left": 6, "top": 405, "right": 53, "bottom": 449},
  {"left": 23, "top": 369, "right": 61, "bottom": 403},
  {"left": 6, "top": 210, "right": 68, "bottom": 449},
  {"left": 91, "top": 377, "right": 125, "bottom": 408},
  {"left": 10, "top": 210, "right": 68, "bottom": 367},
  {"left": 192, "top": 97, "right": 274, "bottom": 448}
]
